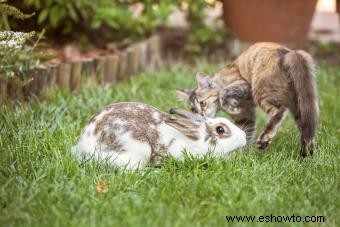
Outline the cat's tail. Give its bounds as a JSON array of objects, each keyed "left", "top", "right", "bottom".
[{"left": 284, "top": 50, "right": 319, "bottom": 156}]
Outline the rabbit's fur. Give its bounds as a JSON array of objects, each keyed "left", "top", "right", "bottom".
[{"left": 72, "top": 102, "right": 246, "bottom": 169}]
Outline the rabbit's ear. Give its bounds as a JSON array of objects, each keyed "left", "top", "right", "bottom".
[
  {"left": 196, "top": 72, "right": 211, "bottom": 88},
  {"left": 165, "top": 116, "right": 200, "bottom": 140},
  {"left": 176, "top": 89, "right": 192, "bottom": 103},
  {"left": 169, "top": 108, "right": 205, "bottom": 123}
]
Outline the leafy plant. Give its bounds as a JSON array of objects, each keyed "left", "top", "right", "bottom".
[
  {"left": 184, "top": 0, "right": 228, "bottom": 54},
  {"left": 18, "top": 0, "right": 227, "bottom": 50},
  {"left": 185, "top": 23, "right": 227, "bottom": 54},
  {"left": 20, "top": 0, "right": 177, "bottom": 45},
  {"left": 0, "top": 1, "right": 39, "bottom": 82},
  {"left": 0, "top": 31, "right": 42, "bottom": 81},
  {"left": 0, "top": 0, "right": 34, "bottom": 30}
]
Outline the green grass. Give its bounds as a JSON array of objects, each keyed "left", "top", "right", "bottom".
[{"left": 0, "top": 62, "right": 339, "bottom": 227}]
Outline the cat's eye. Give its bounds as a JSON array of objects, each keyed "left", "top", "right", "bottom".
[
  {"left": 190, "top": 107, "right": 197, "bottom": 113},
  {"left": 216, "top": 126, "right": 225, "bottom": 134},
  {"left": 200, "top": 101, "right": 207, "bottom": 107}
]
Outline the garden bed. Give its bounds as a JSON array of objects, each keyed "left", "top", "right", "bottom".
[
  {"left": 0, "top": 34, "right": 163, "bottom": 105},
  {"left": 2, "top": 30, "right": 340, "bottom": 106}
]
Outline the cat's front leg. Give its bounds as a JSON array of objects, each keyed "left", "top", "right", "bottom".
[
  {"left": 220, "top": 84, "right": 252, "bottom": 115},
  {"left": 222, "top": 84, "right": 252, "bottom": 100},
  {"left": 220, "top": 85, "right": 255, "bottom": 142},
  {"left": 222, "top": 99, "right": 256, "bottom": 143},
  {"left": 230, "top": 105, "right": 256, "bottom": 143}
]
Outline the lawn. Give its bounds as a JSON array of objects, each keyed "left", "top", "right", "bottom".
[{"left": 0, "top": 62, "right": 339, "bottom": 226}]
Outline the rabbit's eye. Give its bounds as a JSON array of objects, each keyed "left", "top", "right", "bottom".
[
  {"left": 216, "top": 126, "right": 225, "bottom": 134},
  {"left": 200, "top": 101, "right": 207, "bottom": 107}
]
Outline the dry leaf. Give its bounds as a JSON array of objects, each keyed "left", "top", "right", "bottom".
[{"left": 96, "top": 180, "right": 108, "bottom": 194}]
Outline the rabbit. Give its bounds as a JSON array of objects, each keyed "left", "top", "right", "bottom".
[{"left": 71, "top": 102, "right": 247, "bottom": 169}]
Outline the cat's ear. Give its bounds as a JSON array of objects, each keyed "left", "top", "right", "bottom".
[
  {"left": 176, "top": 88, "right": 192, "bottom": 103},
  {"left": 196, "top": 72, "right": 211, "bottom": 88}
]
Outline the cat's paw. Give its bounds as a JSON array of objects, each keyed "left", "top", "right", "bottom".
[{"left": 256, "top": 138, "right": 271, "bottom": 150}]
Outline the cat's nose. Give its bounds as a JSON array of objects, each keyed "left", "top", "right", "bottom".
[{"left": 190, "top": 108, "right": 197, "bottom": 113}]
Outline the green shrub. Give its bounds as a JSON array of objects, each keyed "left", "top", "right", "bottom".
[
  {"left": 185, "top": 0, "right": 227, "bottom": 54},
  {"left": 0, "top": 31, "right": 41, "bottom": 81},
  {"left": 0, "top": 0, "right": 34, "bottom": 30},
  {"left": 20, "top": 0, "right": 177, "bottom": 44},
  {"left": 17, "top": 0, "right": 226, "bottom": 50},
  {"left": 0, "top": 1, "right": 39, "bottom": 82}
]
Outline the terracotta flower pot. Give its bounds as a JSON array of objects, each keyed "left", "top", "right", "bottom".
[{"left": 222, "top": 0, "right": 317, "bottom": 44}]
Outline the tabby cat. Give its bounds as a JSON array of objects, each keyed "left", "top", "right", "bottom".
[{"left": 177, "top": 42, "right": 319, "bottom": 158}]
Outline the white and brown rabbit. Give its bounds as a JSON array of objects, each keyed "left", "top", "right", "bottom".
[{"left": 71, "top": 102, "right": 246, "bottom": 169}]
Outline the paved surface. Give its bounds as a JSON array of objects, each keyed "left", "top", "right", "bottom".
[{"left": 309, "top": 12, "right": 340, "bottom": 43}]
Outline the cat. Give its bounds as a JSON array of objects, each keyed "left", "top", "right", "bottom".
[{"left": 177, "top": 42, "right": 319, "bottom": 158}]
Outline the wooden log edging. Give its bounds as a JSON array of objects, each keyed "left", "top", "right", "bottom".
[{"left": 1, "top": 34, "right": 164, "bottom": 105}]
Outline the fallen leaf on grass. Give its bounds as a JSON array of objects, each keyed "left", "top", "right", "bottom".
[{"left": 96, "top": 180, "right": 108, "bottom": 194}]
